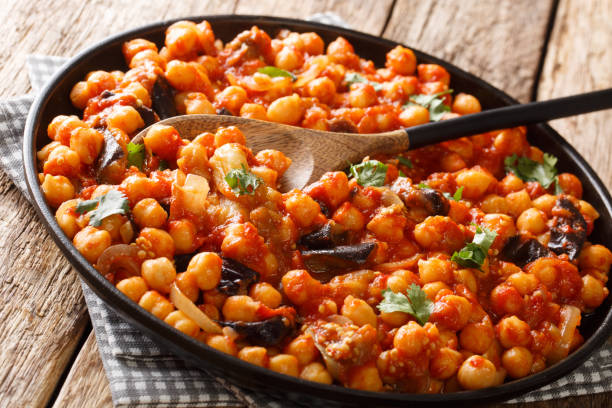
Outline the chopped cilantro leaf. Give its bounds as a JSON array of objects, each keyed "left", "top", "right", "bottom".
[
  {"left": 127, "top": 142, "right": 145, "bottom": 170},
  {"left": 443, "top": 186, "right": 464, "bottom": 201},
  {"left": 404, "top": 89, "right": 453, "bottom": 122},
  {"left": 75, "top": 190, "right": 130, "bottom": 227},
  {"left": 349, "top": 160, "right": 388, "bottom": 187},
  {"left": 417, "top": 182, "right": 430, "bottom": 189},
  {"left": 377, "top": 284, "right": 433, "bottom": 326},
  {"left": 504, "top": 153, "right": 559, "bottom": 189},
  {"left": 258, "top": 66, "right": 297, "bottom": 81},
  {"left": 225, "top": 164, "right": 262, "bottom": 196},
  {"left": 451, "top": 225, "right": 497, "bottom": 270},
  {"left": 397, "top": 156, "right": 413, "bottom": 169},
  {"left": 158, "top": 159, "right": 169, "bottom": 171},
  {"left": 399, "top": 170, "right": 407, "bottom": 178},
  {"left": 344, "top": 72, "right": 383, "bottom": 92}
]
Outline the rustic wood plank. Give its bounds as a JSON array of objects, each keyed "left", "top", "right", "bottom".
[
  {"left": 383, "top": 0, "right": 555, "bottom": 103},
  {"left": 51, "top": 333, "right": 113, "bottom": 408},
  {"left": 0, "top": 1, "right": 237, "bottom": 407},
  {"left": 537, "top": 0, "right": 612, "bottom": 188},
  {"left": 234, "top": 0, "right": 394, "bottom": 35}
]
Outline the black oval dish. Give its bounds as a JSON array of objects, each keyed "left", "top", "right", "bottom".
[{"left": 23, "top": 15, "right": 612, "bottom": 407}]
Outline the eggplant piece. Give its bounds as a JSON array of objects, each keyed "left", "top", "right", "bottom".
[
  {"left": 100, "top": 90, "right": 115, "bottom": 99},
  {"left": 301, "top": 242, "right": 376, "bottom": 274},
  {"left": 299, "top": 222, "right": 347, "bottom": 250},
  {"left": 328, "top": 117, "right": 357, "bottom": 133},
  {"left": 217, "top": 316, "right": 295, "bottom": 347},
  {"left": 134, "top": 104, "right": 158, "bottom": 128},
  {"left": 174, "top": 252, "right": 197, "bottom": 272},
  {"left": 390, "top": 178, "right": 450, "bottom": 216},
  {"left": 313, "top": 198, "right": 331, "bottom": 218},
  {"left": 151, "top": 76, "right": 177, "bottom": 119},
  {"left": 502, "top": 235, "right": 552, "bottom": 267},
  {"left": 548, "top": 197, "right": 587, "bottom": 260},
  {"left": 95, "top": 128, "right": 125, "bottom": 183},
  {"left": 218, "top": 257, "right": 260, "bottom": 295},
  {"left": 216, "top": 107, "right": 233, "bottom": 116}
]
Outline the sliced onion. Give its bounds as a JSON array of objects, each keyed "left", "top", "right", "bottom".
[
  {"left": 548, "top": 305, "right": 581, "bottom": 363},
  {"left": 95, "top": 244, "right": 141, "bottom": 283},
  {"left": 173, "top": 173, "right": 210, "bottom": 216},
  {"left": 170, "top": 282, "right": 222, "bottom": 334},
  {"left": 238, "top": 72, "right": 274, "bottom": 92},
  {"left": 294, "top": 62, "right": 325, "bottom": 88}
]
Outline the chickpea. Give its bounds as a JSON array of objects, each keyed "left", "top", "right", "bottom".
[
  {"left": 498, "top": 173, "right": 525, "bottom": 196},
  {"left": 496, "top": 316, "right": 531, "bottom": 348},
  {"left": 187, "top": 252, "right": 222, "bottom": 291},
  {"left": 453, "top": 269, "right": 477, "bottom": 293},
  {"left": 214, "top": 126, "right": 246, "bottom": 148},
  {"left": 69, "top": 81, "right": 93, "bottom": 109},
  {"left": 165, "top": 60, "right": 212, "bottom": 95},
  {"left": 240, "top": 103, "right": 268, "bottom": 121},
  {"left": 143, "top": 124, "right": 182, "bottom": 161},
  {"left": 505, "top": 189, "right": 532, "bottom": 218},
  {"left": 581, "top": 275, "right": 607, "bottom": 308},
  {"left": 138, "top": 290, "right": 174, "bottom": 320},
  {"left": 284, "top": 334, "right": 318, "bottom": 366},
  {"left": 206, "top": 335, "right": 237, "bottom": 355},
  {"left": 348, "top": 83, "right": 377, "bottom": 108},
  {"left": 480, "top": 194, "right": 508, "bottom": 214},
  {"left": 238, "top": 346, "right": 269, "bottom": 367},
  {"left": 347, "top": 363, "right": 383, "bottom": 391},
  {"left": 506, "top": 272, "right": 539, "bottom": 295},
  {"left": 422, "top": 281, "right": 451, "bottom": 301},
  {"left": 300, "top": 32, "right": 324, "bottom": 55},
  {"left": 41, "top": 174, "right": 75, "bottom": 208},
  {"left": 460, "top": 321, "right": 494, "bottom": 354},
  {"left": 214, "top": 86, "right": 248, "bottom": 115},
  {"left": 55, "top": 199, "right": 80, "bottom": 238},
  {"left": 386, "top": 45, "right": 416, "bottom": 75},
  {"left": 116, "top": 276, "right": 148, "bottom": 302},
  {"left": 283, "top": 190, "right": 322, "bottom": 228},
  {"left": 332, "top": 202, "right": 365, "bottom": 231},
  {"left": 168, "top": 219, "right": 197, "bottom": 254},
  {"left": 105, "top": 105, "right": 144, "bottom": 134},
  {"left": 502, "top": 346, "right": 533, "bottom": 379},
  {"left": 222, "top": 296, "right": 260, "bottom": 322},
  {"left": 418, "top": 258, "right": 454, "bottom": 285},
  {"left": 413, "top": 216, "right": 465, "bottom": 252},
  {"left": 300, "top": 362, "right": 333, "bottom": 384},
  {"left": 430, "top": 347, "right": 463, "bottom": 380},
  {"left": 379, "top": 310, "right": 410, "bottom": 327},
  {"left": 69, "top": 127, "right": 104, "bottom": 165},
  {"left": 341, "top": 295, "right": 378, "bottom": 327},
  {"left": 579, "top": 244, "right": 612, "bottom": 272},
  {"left": 267, "top": 94, "right": 304, "bottom": 125},
  {"left": 269, "top": 354, "right": 299, "bottom": 377},
  {"left": 305, "top": 76, "right": 336, "bottom": 105},
  {"left": 133, "top": 198, "right": 168, "bottom": 228},
  {"left": 249, "top": 282, "right": 282, "bottom": 309},
  {"left": 516, "top": 208, "right": 547, "bottom": 235},
  {"left": 456, "top": 167, "right": 496, "bottom": 199},
  {"left": 532, "top": 194, "right": 557, "bottom": 216},
  {"left": 398, "top": 105, "right": 429, "bottom": 127},
  {"left": 275, "top": 45, "right": 304, "bottom": 71},
  {"left": 452, "top": 93, "right": 481, "bottom": 115},
  {"left": 123, "top": 81, "right": 151, "bottom": 106},
  {"left": 175, "top": 272, "right": 199, "bottom": 302},
  {"left": 73, "top": 226, "right": 111, "bottom": 263},
  {"left": 164, "top": 310, "right": 199, "bottom": 337},
  {"left": 138, "top": 227, "right": 175, "bottom": 259},
  {"left": 394, "top": 321, "right": 427, "bottom": 358},
  {"left": 457, "top": 356, "right": 496, "bottom": 390},
  {"left": 255, "top": 149, "right": 292, "bottom": 176},
  {"left": 141, "top": 257, "right": 176, "bottom": 294},
  {"left": 43, "top": 145, "right": 80, "bottom": 177},
  {"left": 184, "top": 93, "right": 215, "bottom": 114},
  {"left": 557, "top": 173, "right": 582, "bottom": 198},
  {"left": 123, "top": 38, "right": 158, "bottom": 63}
]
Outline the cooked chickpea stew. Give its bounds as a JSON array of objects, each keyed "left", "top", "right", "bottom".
[{"left": 37, "top": 20, "right": 611, "bottom": 394}]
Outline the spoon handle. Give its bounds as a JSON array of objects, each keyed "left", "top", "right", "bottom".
[{"left": 407, "top": 88, "right": 612, "bottom": 149}]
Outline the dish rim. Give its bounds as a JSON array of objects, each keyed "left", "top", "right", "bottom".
[{"left": 22, "top": 14, "right": 612, "bottom": 406}]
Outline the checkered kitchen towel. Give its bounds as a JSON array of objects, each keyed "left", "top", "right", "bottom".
[{"left": 1, "top": 12, "right": 611, "bottom": 407}]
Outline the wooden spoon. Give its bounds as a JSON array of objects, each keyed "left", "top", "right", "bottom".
[{"left": 133, "top": 88, "right": 612, "bottom": 191}]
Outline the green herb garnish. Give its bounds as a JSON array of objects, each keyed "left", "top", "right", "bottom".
[
  {"left": 451, "top": 225, "right": 497, "bottom": 270},
  {"left": 349, "top": 160, "right": 388, "bottom": 187},
  {"left": 504, "top": 153, "right": 559, "bottom": 189},
  {"left": 225, "top": 164, "right": 263, "bottom": 196},
  {"left": 127, "top": 142, "right": 145, "bottom": 170},
  {"left": 397, "top": 156, "right": 413, "bottom": 169},
  {"left": 399, "top": 170, "right": 407, "bottom": 178},
  {"left": 75, "top": 190, "right": 130, "bottom": 227},
  {"left": 258, "top": 66, "right": 297, "bottom": 81},
  {"left": 378, "top": 284, "right": 433, "bottom": 326},
  {"left": 158, "top": 159, "right": 169, "bottom": 171},
  {"left": 443, "top": 186, "right": 464, "bottom": 201},
  {"left": 404, "top": 89, "right": 453, "bottom": 121},
  {"left": 417, "top": 182, "right": 430, "bottom": 189},
  {"left": 344, "top": 72, "right": 383, "bottom": 92}
]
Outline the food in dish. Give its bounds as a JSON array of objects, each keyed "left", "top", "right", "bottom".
[{"left": 36, "top": 20, "right": 611, "bottom": 393}]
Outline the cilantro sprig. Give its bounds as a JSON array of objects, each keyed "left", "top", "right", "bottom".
[
  {"left": 377, "top": 284, "right": 433, "bottom": 326},
  {"left": 258, "top": 66, "right": 297, "bottom": 81},
  {"left": 127, "top": 142, "right": 145, "bottom": 170},
  {"left": 349, "top": 160, "right": 388, "bottom": 187},
  {"left": 344, "top": 72, "right": 383, "bottom": 92},
  {"left": 225, "top": 164, "right": 263, "bottom": 196},
  {"left": 75, "top": 190, "right": 130, "bottom": 227},
  {"left": 397, "top": 156, "right": 413, "bottom": 169},
  {"left": 504, "top": 153, "right": 562, "bottom": 193},
  {"left": 451, "top": 224, "right": 497, "bottom": 270},
  {"left": 404, "top": 89, "right": 453, "bottom": 121},
  {"left": 443, "top": 186, "right": 464, "bottom": 201}
]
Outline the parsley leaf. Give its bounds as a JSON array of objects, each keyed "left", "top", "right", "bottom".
[
  {"left": 158, "top": 159, "right": 169, "bottom": 171},
  {"left": 258, "top": 66, "right": 297, "bottom": 81},
  {"left": 399, "top": 170, "right": 407, "bottom": 177},
  {"left": 127, "top": 142, "right": 145, "bottom": 170},
  {"left": 225, "top": 164, "right": 263, "bottom": 196},
  {"left": 397, "top": 156, "right": 413, "bottom": 169},
  {"left": 75, "top": 190, "right": 130, "bottom": 227},
  {"left": 349, "top": 160, "right": 388, "bottom": 187},
  {"left": 344, "top": 72, "right": 383, "bottom": 92},
  {"left": 443, "top": 186, "right": 464, "bottom": 201},
  {"left": 504, "top": 153, "right": 559, "bottom": 188},
  {"left": 417, "top": 182, "right": 430, "bottom": 189},
  {"left": 404, "top": 89, "right": 453, "bottom": 122},
  {"left": 377, "top": 284, "right": 433, "bottom": 326},
  {"left": 451, "top": 225, "right": 497, "bottom": 270}
]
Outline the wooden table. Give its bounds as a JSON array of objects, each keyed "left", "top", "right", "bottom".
[{"left": 0, "top": 1, "right": 610, "bottom": 407}]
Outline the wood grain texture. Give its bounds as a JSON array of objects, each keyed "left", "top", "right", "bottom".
[
  {"left": 51, "top": 333, "right": 113, "bottom": 408},
  {"left": 234, "top": 0, "right": 395, "bottom": 35},
  {"left": 383, "top": 0, "right": 555, "bottom": 103},
  {"left": 537, "top": 0, "right": 612, "bottom": 188}
]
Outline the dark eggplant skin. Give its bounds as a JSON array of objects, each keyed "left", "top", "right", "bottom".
[
  {"left": 502, "top": 235, "right": 552, "bottom": 267},
  {"left": 174, "top": 252, "right": 197, "bottom": 272},
  {"left": 218, "top": 257, "right": 260, "bottom": 295},
  {"left": 95, "top": 128, "right": 125, "bottom": 183},
  {"left": 548, "top": 197, "right": 587, "bottom": 260},
  {"left": 390, "top": 178, "right": 450, "bottom": 216},
  {"left": 151, "top": 76, "right": 178, "bottom": 119},
  {"left": 299, "top": 222, "right": 347, "bottom": 250},
  {"left": 216, "top": 107, "right": 233, "bottom": 116},
  {"left": 217, "top": 316, "right": 295, "bottom": 347},
  {"left": 134, "top": 104, "right": 158, "bottom": 128},
  {"left": 301, "top": 242, "right": 376, "bottom": 274}
]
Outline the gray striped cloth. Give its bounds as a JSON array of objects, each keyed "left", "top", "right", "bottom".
[{"left": 1, "top": 12, "right": 611, "bottom": 407}]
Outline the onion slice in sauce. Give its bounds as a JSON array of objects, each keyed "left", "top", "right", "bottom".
[
  {"left": 170, "top": 282, "right": 222, "bottom": 334},
  {"left": 95, "top": 244, "right": 141, "bottom": 283},
  {"left": 549, "top": 304, "right": 581, "bottom": 363}
]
